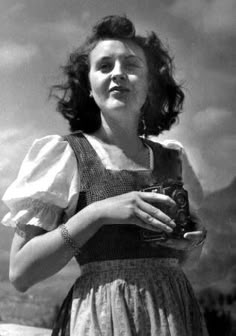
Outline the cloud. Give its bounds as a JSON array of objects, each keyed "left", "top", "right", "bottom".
[
  {"left": 38, "top": 20, "right": 84, "bottom": 39},
  {"left": 0, "top": 126, "right": 45, "bottom": 193},
  {"left": 202, "top": 0, "right": 236, "bottom": 33},
  {"left": 33, "top": 12, "right": 91, "bottom": 48},
  {"left": 193, "top": 133, "right": 236, "bottom": 191},
  {"left": 0, "top": 42, "right": 39, "bottom": 70},
  {"left": 193, "top": 107, "right": 233, "bottom": 134},
  {"left": 0, "top": 3, "right": 26, "bottom": 19},
  {"left": 207, "top": 134, "right": 236, "bottom": 166},
  {"left": 167, "top": 1, "right": 236, "bottom": 79},
  {"left": 0, "top": 104, "right": 68, "bottom": 195},
  {"left": 158, "top": 105, "right": 235, "bottom": 191},
  {"left": 170, "top": 0, "right": 236, "bottom": 34},
  {"left": 188, "top": 107, "right": 235, "bottom": 190}
]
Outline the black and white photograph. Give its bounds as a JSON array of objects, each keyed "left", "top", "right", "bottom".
[{"left": 0, "top": 1, "right": 235, "bottom": 335}]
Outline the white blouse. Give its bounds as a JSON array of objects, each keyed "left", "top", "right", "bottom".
[{"left": 1, "top": 134, "right": 203, "bottom": 231}]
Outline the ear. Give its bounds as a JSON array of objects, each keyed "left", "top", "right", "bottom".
[{"left": 89, "top": 91, "right": 93, "bottom": 97}]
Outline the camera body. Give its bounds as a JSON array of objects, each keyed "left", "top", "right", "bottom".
[{"left": 140, "top": 179, "right": 194, "bottom": 242}]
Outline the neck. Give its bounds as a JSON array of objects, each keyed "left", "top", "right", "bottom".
[{"left": 93, "top": 113, "right": 144, "bottom": 153}]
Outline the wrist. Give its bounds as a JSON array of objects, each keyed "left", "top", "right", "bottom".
[
  {"left": 65, "top": 202, "right": 105, "bottom": 248},
  {"left": 87, "top": 201, "right": 111, "bottom": 226},
  {"left": 59, "top": 224, "right": 81, "bottom": 256}
]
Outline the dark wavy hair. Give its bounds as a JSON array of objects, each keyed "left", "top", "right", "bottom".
[{"left": 50, "top": 15, "right": 185, "bottom": 135}]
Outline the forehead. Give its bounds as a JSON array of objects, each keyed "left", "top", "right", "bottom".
[{"left": 89, "top": 39, "right": 146, "bottom": 63}]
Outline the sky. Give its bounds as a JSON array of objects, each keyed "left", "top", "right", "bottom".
[{"left": 0, "top": 0, "right": 236, "bottom": 219}]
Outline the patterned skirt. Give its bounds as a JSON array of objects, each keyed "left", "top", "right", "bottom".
[{"left": 69, "top": 258, "right": 208, "bottom": 336}]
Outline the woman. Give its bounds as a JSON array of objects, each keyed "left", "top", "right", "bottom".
[{"left": 2, "top": 15, "right": 207, "bottom": 335}]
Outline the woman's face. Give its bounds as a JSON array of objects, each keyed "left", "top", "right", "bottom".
[{"left": 88, "top": 39, "right": 148, "bottom": 118}]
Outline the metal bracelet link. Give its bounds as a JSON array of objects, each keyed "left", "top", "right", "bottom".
[{"left": 59, "top": 224, "right": 81, "bottom": 256}]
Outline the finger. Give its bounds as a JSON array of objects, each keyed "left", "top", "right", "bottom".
[
  {"left": 134, "top": 208, "right": 173, "bottom": 233},
  {"left": 183, "top": 231, "right": 204, "bottom": 240},
  {"left": 139, "top": 192, "right": 176, "bottom": 208},
  {"left": 138, "top": 201, "right": 176, "bottom": 228}
]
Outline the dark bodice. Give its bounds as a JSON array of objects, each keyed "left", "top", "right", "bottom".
[{"left": 64, "top": 132, "right": 186, "bottom": 265}]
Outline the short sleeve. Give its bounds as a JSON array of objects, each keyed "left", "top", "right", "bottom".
[
  {"left": 1, "top": 135, "right": 80, "bottom": 231},
  {"left": 161, "top": 139, "right": 204, "bottom": 209}
]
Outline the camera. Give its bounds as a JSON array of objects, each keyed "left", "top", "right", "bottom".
[{"left": 140, "top": 179, "right": 194, "bottom": 242}]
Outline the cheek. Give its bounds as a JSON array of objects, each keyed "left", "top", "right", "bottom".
[
  {"left": 89, "top": 73, "right": 96, "bottom": 92},
  {"left": 136, "top": 76, "right": 148, "bottom": 98},
  {"left": 90, "top": 75, "right": 107, "bottom": 96}
]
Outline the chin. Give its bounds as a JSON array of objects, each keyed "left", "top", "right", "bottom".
[{"left": 106, "top": 101, "right": 128, "bottom": 111}]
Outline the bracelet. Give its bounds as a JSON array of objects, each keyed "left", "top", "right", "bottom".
[{"left": 59, "top": 224, "right": 81, "bottom": 256}]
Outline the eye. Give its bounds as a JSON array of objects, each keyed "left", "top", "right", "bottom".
[
  {"left": 99, "top": 62, "right": 112, "bottom": 72},
  {"left": 125, "top": 61, "right": 140, "bottom": 70},
  {"left": 127, "top": 61, "right": 138, "bottom": 67}
]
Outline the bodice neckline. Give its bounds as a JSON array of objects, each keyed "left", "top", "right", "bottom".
[{"left": 82, "top": 132, "right": 155, "bottom": 173}]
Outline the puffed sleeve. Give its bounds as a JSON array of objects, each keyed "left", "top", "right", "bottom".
[
  {"left": 161, "top": 139, "right": 204, "bottom": 209},
  {"left": 1, "top": 135, "right": 80, "bottom": 231}
]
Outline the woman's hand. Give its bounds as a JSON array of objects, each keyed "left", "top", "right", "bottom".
[
  {"left": 165, "top": 210, "right": 207, "bottom": 250},
  {"left": 142, "top": 206, "right": 207, "bottom": 251},
  {"left": 164, "top": 230, "right": 206, "bottom": 250},
  {"left": 94, "top": 191, "right": 177, "bottom": 233},
  {"left": 183, "top": 210, "right": 207, "bottom": 248}
]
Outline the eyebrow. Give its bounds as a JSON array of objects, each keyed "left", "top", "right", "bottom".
[
  {"left": 125, "top": 55, "right": 145, "bottom": 63},
  {"left": 97, "top": 54, "right": 145, "bottom": 64}
]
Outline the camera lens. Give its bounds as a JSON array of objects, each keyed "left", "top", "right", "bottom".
[
  {"left": 176, "top": 209, "right": 188, "bottom": 225},
  {"left": 172, "top": 190, "right": 187, "bottom": 207}
]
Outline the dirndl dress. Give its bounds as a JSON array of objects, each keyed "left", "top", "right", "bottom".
[
  {"left": 52, "top": 132, "right": 208, "bottom": 336},
  {"left": 69, "top": 258, "right": 208, "bottom": 336}
]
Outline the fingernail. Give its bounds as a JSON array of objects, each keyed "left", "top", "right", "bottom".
[
  {"left": 167, "top": 227, "right": 173, "bottom": 232},
  {"left": 170, "top": 220, "right": 176, "bottom": 227}
]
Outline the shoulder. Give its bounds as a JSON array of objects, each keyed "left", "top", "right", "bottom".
[
  {"left": 23, "top": 134, "right": 77, "bottom": 164},
  {"left": 28, "top": 134, "right": 70, "bottom": 154},
  {"left": 160, "top": 139, "right": 184, "bottom": 151},
  {"left": 157, "top": 139, "right": 185, "bottom": 156},
  {"left": 2, "top": 134, "right": 80, "bottom": 229},
  {"left": 145, "top": 137, "right": 185, "bottom": 156},
  {"left": 3, "top": 134, "right": 78, "bottom": 202}
]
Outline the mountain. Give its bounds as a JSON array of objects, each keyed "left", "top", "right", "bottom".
[
  {"left": 185, "top": 177, "right": 236, "bottom": 292},
  {"left": 0, "top": 201, "right": 14, "bottom": 251},
  {"left": 203, "top": 177, "right": 236, "bottom": 214}
]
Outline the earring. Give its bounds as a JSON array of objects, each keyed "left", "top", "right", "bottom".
[{"left": 142, "top": 117, "right": 147, "bottom": 136}]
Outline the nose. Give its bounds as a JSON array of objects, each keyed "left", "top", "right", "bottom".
[
  {"left": 112, "top": 73, "right": 126, "bottom": 82},
  {"left": 111, "top": 61, "right": 126, "bottom": 82}
]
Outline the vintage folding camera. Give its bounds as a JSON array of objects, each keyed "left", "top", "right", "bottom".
[{"left": 140, "top": 179, "right": 194, "bottom": 242}]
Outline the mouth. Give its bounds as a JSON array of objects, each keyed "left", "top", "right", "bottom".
[{"left": 109, "top": 86, "right": 130, "bottom": 93}]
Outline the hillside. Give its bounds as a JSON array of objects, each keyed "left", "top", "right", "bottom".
[
  {"left": 0, "top": 258, "right": 79, "bottom": 327},
  {"left": 185, "top": 177, "right": 236, "bottom": 291}
]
